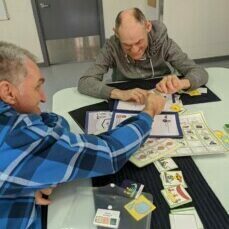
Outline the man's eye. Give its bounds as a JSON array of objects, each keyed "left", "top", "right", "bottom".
[{"left": 124, "top": 45, "right": 131, "bottom": 49}]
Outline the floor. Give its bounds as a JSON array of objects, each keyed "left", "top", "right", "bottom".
[{"left": 40, "top": 59, "right": 229, "bottom": 112}]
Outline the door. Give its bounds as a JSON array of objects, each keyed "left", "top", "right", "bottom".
[{"left": 32, "top": 0, "right": 105, "bottom": 65}]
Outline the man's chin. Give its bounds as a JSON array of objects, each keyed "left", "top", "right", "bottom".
[
  {"left": 131, "top": 53, "right": 144, "bottom": 60},
  {"left": 31, "top": 107, "right": 41, "bottom": 114},
  {"left": 35, "top": 107, "right": 42, "bottom": 114}
]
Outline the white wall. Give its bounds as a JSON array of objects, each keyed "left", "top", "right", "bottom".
[
  {"left": 163, "top": 0, "right": 229, "bottom": 59},
  {"left": 102, "top": 0, "right": 158, "bottom": 38},
  {"left": 0, "top": 0, "right": 43, "bottom": 62}
]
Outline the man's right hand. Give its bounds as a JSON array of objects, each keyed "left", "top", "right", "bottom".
[
  {"left": 35, "top": 188, "right": 54, "bottom": 205},
  {"left": 143, "top": 93, "right": 166, "bottom": 117},
  {"left": 110, "top": 88, "right": 148, "bottom": 104}
]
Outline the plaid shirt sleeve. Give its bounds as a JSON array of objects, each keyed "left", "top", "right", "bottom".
[{"left": 0, "top": 110, "right": 152, "bottom": 195}]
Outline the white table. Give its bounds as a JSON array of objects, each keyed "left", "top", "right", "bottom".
[{"left": 48, "top": 68, "right": 229, "bottom": 228}]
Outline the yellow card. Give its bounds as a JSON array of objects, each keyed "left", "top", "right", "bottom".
[
  {"left": 187, "top": 90, "right": 201, "bottom": 96},
  {"left": 170, "top": 104, "right": 182, "bottom": 112},
  {"left": 124, "top": 195, "right": 156, "bottom": 221},
  {"left": 214, "top": 130, "right": 225, "bottom": 139}
]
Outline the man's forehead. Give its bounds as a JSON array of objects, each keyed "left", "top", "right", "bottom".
[
  {"left": 24, "top": 57, "right": 45, "bottom": 83},
  {"left": 118, "top": 22, "right": 146, "bottom": 42},
  {"left": 119, "top": 30, "right": 145, "bottom": 45}
]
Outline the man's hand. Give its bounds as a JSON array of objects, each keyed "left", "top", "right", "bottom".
[
  {"left": 35, "top": 188, "right": 54, "bottom": 205},
  {"left": 156, "top": 75, "right": 190, "bottom": 94},
  {"left": 110, "top": 88, "right": 148, "bottom": 104},
  {"left": 143, "top": 93, "right": 166, "bottom": 117}
]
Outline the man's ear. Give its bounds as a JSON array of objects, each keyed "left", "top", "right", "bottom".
[
  {"left": 145, "top": 20, "right": 152, "bottom": 33},
  {"left": 0, "top": 81, "right": 18, "bottom": 105},
  {"left": 113, "top": 27, "right": 119, "bottom": 38}
]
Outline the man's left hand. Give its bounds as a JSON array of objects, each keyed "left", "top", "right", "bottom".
[
  {"left": 156, "top": 75, "right": 190, "bottom": 94},
  {"left": 35, "top": 188, "right": 54, "bottom": 205}
]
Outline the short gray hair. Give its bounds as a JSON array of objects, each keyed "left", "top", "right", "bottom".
[{"left": 0, "top": 41, "right": 37, "bottom": 85}]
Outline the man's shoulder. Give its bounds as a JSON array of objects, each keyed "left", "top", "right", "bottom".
[
  {"left": 148, "top": 20, "right": 168, "bottom": 51},
  {"left": 99, "top": 35, "right": 123, "bottom": 60},
  {"left": 105, "top": 35, "right": 120, "bottom": 48},
  {"left": 151, "top": 20, "right": 168, "bottom": 38}
]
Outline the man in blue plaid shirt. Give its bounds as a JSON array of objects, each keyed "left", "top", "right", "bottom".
[{"left": 0, "top": 42, "right": 165, "bottom": 228}]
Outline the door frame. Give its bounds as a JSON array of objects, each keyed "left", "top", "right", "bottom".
[{"left": 31, "top": 0, "right": 105, "bottom": 66}]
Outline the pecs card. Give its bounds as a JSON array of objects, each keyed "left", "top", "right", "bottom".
[
  {"left": 124, "top": 195, "right": 156, "bottom": 221},
  {"left": 160, "top": 171, "right": 187, "bottom": 188},
  {"left": 161, "top": 185, "right": 192, "bottom": 208},
  {"left": 121, "top": 179, "right": 144, "bottom": 199},
  {"left": 154, "top": 157, "right": 178, "bottom": 172},
  {"left": 93, "top": 208, "right": 120, "bottom": 228}
]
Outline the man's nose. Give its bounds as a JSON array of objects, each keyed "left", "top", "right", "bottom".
[
  {"left": 40, "top": 90, "right": 47, "bottom": 103},
  {"left": 131, "top": 45, "right": 139, "bottom": 53}
]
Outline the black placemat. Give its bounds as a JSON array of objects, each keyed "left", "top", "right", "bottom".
[
  {"left": 178, "top": 87, "right": 221, "bottom": 105},
  {"left": 92, "top": 157, "right": 229, "bottom": 229}
]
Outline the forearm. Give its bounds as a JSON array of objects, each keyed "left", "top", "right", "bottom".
[
  {"left": 184, "top": 67, "right": 208, "bottom": 90},
  {"left": 110, "top": 88, "right": 123, "bottom": 100},
  {"left": 97, "top": 112, "right": 153, "bottom": 172},
  {"left": 78, "top": 76, "right": 114, "bottom": 99},
  {"left": 180, "top": 78, "right": 191, "bottom": 90}
]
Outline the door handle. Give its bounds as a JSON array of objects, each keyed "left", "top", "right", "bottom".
[{"left": 39, "top": 3, "right": 50, "bottom": 8}]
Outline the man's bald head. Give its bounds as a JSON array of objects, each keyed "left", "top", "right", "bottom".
[{"left": 115, "top": 8, "right": 147, "bottom": 34}]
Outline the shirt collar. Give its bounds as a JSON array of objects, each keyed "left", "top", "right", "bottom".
[{"left": 0, "top": 100, "right": 14, "bottom": 114}]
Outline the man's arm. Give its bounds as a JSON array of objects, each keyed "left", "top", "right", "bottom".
[
  {"left": 0, "top": 94, "right": 164, "bottom": 195},
  {"left": 162, "top": 35, "right": 208, "bottom": 91},
  {"left": 78, "top": 41, "right": 116, "bottom": 99}
]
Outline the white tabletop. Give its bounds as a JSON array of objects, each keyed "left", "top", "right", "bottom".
[{"left": 48, "top": 68, "right": 229, "bottom": 228}]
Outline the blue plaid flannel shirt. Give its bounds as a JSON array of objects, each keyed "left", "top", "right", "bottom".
[{"left": 0, "top": 101, "right": 152, "bottom": 228}]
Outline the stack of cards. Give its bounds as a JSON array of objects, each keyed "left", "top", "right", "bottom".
[
  {"left": 124, "top": 195, "right": 156, "bottom": 221},
  {"left": 169, "top": 207, "right": 203, "bottom": 229},
  {"left": 161, "top": 185, "right": 192, "bottom": 208},
  {"left": 160, "top": 171, "right": 187, "bottom": 188},
  {"left": 93, "top": 208, "right": 120, "bottom": 228},
  {"left": 120, "top": 179, "right": 144, "bottom": 199},
  {"left": 179, "top": 87, "right": 207, "bottom": 97},
  {"left": 154, "top": 157, "right": 178, "bottom": 172},
  {"left": 130, "top": 138, "right": 180, "bottom": 168}
]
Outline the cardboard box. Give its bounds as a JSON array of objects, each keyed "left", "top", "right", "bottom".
[{"left": 148, "top": 0, "right": 156, "bottom": 7}]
